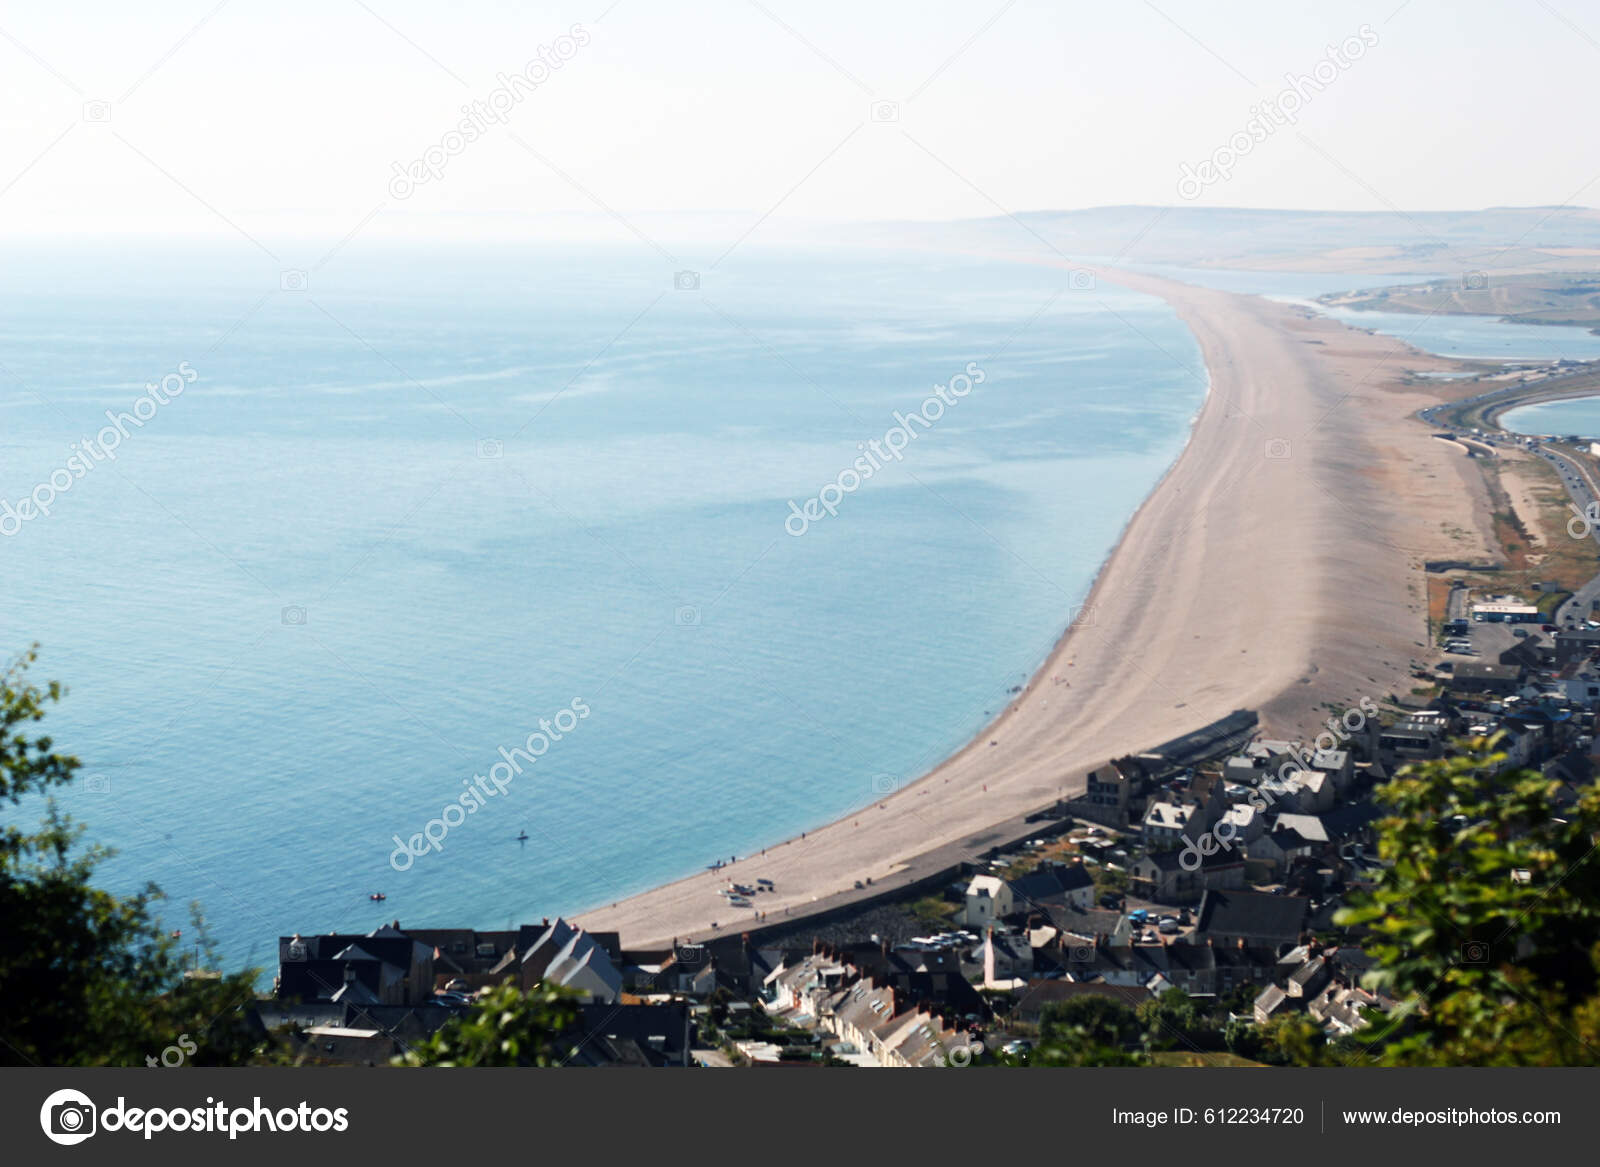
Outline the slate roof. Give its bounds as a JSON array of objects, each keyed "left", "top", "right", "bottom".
[
  {"left": 1010, "top": 863, "right": 1094, "bottom": 905},
  {"left": 1194, "top": 889, "right": 1308, "bottom": 945}
]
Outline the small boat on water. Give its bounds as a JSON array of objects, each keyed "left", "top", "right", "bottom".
[
  {"left": 369, "top": 893, "right": 386, "bottom": 901},
  {"left": 517, "top": 831, "right": 529, "bottom": 842}
]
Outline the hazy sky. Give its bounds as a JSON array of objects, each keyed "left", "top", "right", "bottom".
[{"left": 2, "top": 0, "right": 1597, "bottom": 247}]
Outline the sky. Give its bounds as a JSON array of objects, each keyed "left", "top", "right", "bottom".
[{"left": 1, "top": 0, "right": 1597, "bottom": 250}]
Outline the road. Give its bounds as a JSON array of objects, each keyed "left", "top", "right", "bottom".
[{"left": 1536, "top": 444, "right": 1600, "bottom": 627}]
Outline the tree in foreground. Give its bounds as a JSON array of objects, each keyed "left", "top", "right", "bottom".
[
  {"left": 1336, "top": 736, "right": 1600, "bottom": 1065},
  {"left": 0, "top": 648, "right": 261, "bottom": 1066},
  {"left": 394, "top": 983, "right": 582, "bottom": 1066},
  {"left": 1030, "top": 995, "right": 1147, "bottom": 1065}
]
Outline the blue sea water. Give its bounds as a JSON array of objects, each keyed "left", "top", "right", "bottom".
[{"left": 0, "top": 244, "right": 1205, "bottom": 971}]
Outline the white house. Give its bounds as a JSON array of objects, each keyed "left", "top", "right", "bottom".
[
  {"left": 1142, "top": 800, "right": 1192, "bottom": 850},
  {"left": 959, "top": 874, "right": 1014, "bottom": 926}
]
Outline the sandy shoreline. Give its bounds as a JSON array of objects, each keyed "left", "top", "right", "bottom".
[{"left": 574, "top": 265, "right": 1491, "bottom": 950}]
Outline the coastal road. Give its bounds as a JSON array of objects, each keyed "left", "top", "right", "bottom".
[
  {"left": 1538, "top": 445, "right": 1600, "bottom": 625},
  {"left": 576, "top": 267, "right": 1479, "bottom": 950}
]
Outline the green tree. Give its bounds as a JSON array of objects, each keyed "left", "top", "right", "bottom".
[
  {"left": 1335, "top": 735, "right": 1600, "bottom": 1065},
  {"left": 395, "top": 982, "right": 582, "bottom": 1066},
  {"left": 1031, "top": 995, "right": 1147, "bottom": 1065},
  {"left": 1256, "top": 1014, "right": 1327, "bottom": 1066},
  {"left": 1138, "top": 988, "right": 1219, "bottom": 1051},
  {"left": 0, "top": 648, "right": 262, "bottom": 1066}
]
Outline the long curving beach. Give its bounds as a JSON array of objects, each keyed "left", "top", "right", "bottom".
[{"left": 575, "top": 265, "right": 1493, "bottom": 949}]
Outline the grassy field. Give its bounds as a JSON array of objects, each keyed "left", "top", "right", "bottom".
[{"left": 1452, "top": 453, "right": 1600, "bottom": 606}]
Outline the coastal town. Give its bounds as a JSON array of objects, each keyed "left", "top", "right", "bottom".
[
  {"left": 261, "top": 638, "right": 1594, "bottom": 1066},
  {"left": 256, "top": 346, "right": 1600, "bottom": 1067}
]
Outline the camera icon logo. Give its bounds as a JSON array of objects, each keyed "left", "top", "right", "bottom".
[
  {"left": 941, "top": 1036, "right": 983, "bottom": 1067},
  {"left": 281, "top": 605, "right": 308, "bottom": 626},
  {"left": 870, "top": 100, "right": 900, "bottom": 123},
  {"left": 1069, "top": 603, "right": 1096, "bottom": 627},
  {"left": 84, "top": 774, "right": 111, "bottom": 794},
  {"left": 1460, "top": 940, "right": 1490, "bottom": 964},
  {"left": 82, "top": 100, "right": 112, "bottom": 123},
  {"left": 675, "top": 942, "right": 705, "bottom": 964},
  {"left": 40, "top": 1088, "right": 97, "bottom": 1146},
  {"left": 1461, "top": 270, "right": 1488, "bottom": 291},
  {"left": 674, "top": 270, "right": 700, "bottom": 291},
  {"left": 870, "top": 773, "right": 898, "bottom": 795},
  {"left": 280, "top": 269, "right": 308, "bottom": 292},
  {"left": 477, "top": 438, "right": 504, "bottom": 459},
  {"left": 1068, "top": 268, "right": 1096, "bottom": 291},
  {"left": 675, "top": 605, "right": 701, "bottom": 627},
  {"left": 1067, "top": 943, "right": 1095, "bottom": 963},
  {"left": 1264, "top": 437, "right": 1292, "bottom": 460}
]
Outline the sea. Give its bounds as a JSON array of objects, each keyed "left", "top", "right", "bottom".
[{"left": 0, "top": 243, "right": 1209, "bottom": 972}]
